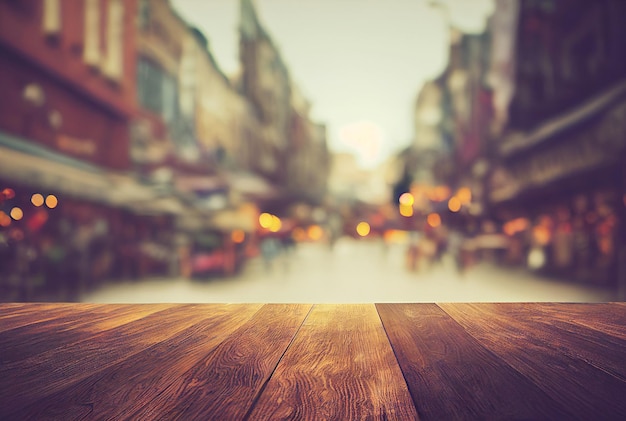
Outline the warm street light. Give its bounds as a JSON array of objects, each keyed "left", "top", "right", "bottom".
[
  {"left": 46, "top": 195, "right": 58, "bottom": 209},
  {"left": 10, "top": 207, "right": 23, "bottom": 221},
  {"left": 356, "top": 221, "right": 371, "bottom": 237},
  {"left": 31, "top": 193, "right": 44, "bottom": 207}
]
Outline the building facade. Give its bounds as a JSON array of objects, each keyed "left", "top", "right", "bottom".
[{"left": 485, "top": 0, "right": 626, "bottom": 291}]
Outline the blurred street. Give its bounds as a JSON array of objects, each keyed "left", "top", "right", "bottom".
[
  {"left": 2, "top": 1, "right": 626, "bottom": 304},
  {"left": 81, "top": 237, "right": 617, "bottom": 303}
]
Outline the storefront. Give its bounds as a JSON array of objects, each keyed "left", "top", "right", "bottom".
[
  {"left": 0, "top": 130, "right": 184, "bottom": 301},
  {"left": 487, "top": 88, "right": 626, "bottom": 289}
]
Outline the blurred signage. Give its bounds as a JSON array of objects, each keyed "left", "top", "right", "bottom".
[
  {"left": 490, "top": 99, "right": 626, "bottom": 203},
  {"left": 56, "top": 134, "right": 97, "bottom": 157}
]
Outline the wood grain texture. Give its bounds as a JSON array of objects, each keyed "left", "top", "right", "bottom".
[
  {"left": 460, "top": 303, "right": 626, "bottom": 382},
  {"left": 376, "top": 303, "right": 572, "bottom": 420},
  {"left": 0, "top": 303, "right": 103, "bottom": 332},
  {"left": 130, "top": 304, "right": 312, "bottom": 421},
  {"left": 0, "top": 304, "right": 212, "bottom": 416},
  {"left": 509, "top": 302, "right": 626, "bottom": 340},
  {"left": 439, "top": 303, "right": 626, "bottom": 419},
  {"left": 1, "top": 303, "right": 625, "bottom": 420},
  {"left": 0, "top": 304, "right": 173, "bottom": 363},
  {"left": 247, "top": 304, "right": 419, "bottom": 421},
  {"left": 17, "top": 304, "right": 265, "bottom": 420}
]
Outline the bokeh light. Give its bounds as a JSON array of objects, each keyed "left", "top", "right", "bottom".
[
  {"left": 259, "top": 212, "right": 273, "bottom": 229},
  {"left": 292, "top": 227, "right": 307, "bottom": 242},
  {"left": 356, "top": 221, "right": 371, "bottom": 237},
  {"left": 427, "top": 213, "right": 441, "bottom": 228},
  {"left": 231, "top": 229, "right": 245, "bottom": 243},
  {"left": 307, "top": 225, "right": 323, "bottom": 241},
  {"left": 46, "top": 195, "right": 58, "bottom": 209},
  {"left": 0, "top": 212, "right": 11, "bottom": 227},
  {"left": 2, "top": 188, "right": 15, "bottom": 199},
  {"left": 31, "top": 193, "right": 44, "bottom": 207},
  {"left": 528, "top": 248, "right": 546, "bottom": 269},
  {"left": 448, "top": 196, "right": 462, "bottom": 212},
  {"left": 399, "top": 203, "right": 413, "bottom": 217},
  {"left": 399, "top": 192, "right": 414, "bottom": 206},
  {"left": 427, "top": 186, "right": 451, "bottom": 202},
  {"left": 457, "top": 187, "right": 472, "bottom": 204},
  {"left": 10, "top": 228, "right": 24, "bottom": 241},
  {"left": 503, "top": 218, "right": 529, "bottom": 236},
  {"left": 10, "top": 207, "right": 23, "bottom": 221},
  {"left": 269, "top": 215, "right": 282, "bottom": 232},
  {"left": 532, "top": 225, "right": 551, "bottom": 246}
]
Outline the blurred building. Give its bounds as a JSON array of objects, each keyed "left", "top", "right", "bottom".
[
  {"left": 239, "top": 0, "right": 291, "bottom": 185},
  {"left": 394, "top": 0, "right": 625, "bottom": 294},
  {"left": 0, "top": 0, "right": 329, "bottom": 300},
  {"left": 0, "top": 0, "right": 171, "bottom": 299},
  {"left": 286, "top": 86, "right": 329, "bottom": 205},
  {"left": 404, "top": 80, "right": 448, "bottom": 187},
  {"left": 238, "top": 0, "right": 329, "bottom": 215},
  {"left": 395, "top": 25, "right": 492, "bottom": 232},
  {"left": 0, "top": 0, "right": 136, "bottom": 181},
  {"left": 485, "top": 0, "right": 626, "bottom": 290}
]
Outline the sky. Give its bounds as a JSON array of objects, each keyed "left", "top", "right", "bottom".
[{"left": 171, "top": 0, "right": 494, "bottom": 168}]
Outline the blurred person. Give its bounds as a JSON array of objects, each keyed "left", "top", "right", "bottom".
[
  {"left": 447, "top": 229, "right": 465, "bottom": 274},
  {"left": 260, "top": 235, "right": 281, "bottom": 272},
  {"left": 406, "top": 231, "right": 420, "bottom": 272}
]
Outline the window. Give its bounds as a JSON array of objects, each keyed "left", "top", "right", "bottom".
[
  {"left": 137, "top": 58, "right": 163, "bottom": 113},
  {"left": 42, "top": 0, "right": 61, "bottom": 35},
  {"left": 102, "top": 0, "right": 124, "bottom": 80},
  {"left": 138, "top": 0, "right": 150, "bottom": 30},
  {"left": 83, "top": 0, "right": 100, "bottom": 66},
  {"left": 137, "top": 57, "right": 179, "bottom": 123}
]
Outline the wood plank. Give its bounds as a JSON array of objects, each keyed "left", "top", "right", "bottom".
[
  {"left": 128, "top": 304, "right": 312, "bottom": 420},
  {"left": 15, "top": 304, "right": 264, "bottom": 420},
  {"left": 0, "top": 304, "right": 174, "bottom": 363},
  {"left": 0, "top": 303, "right": 105, "bottom": 332},
  {"left": 506, "top": 302, "right": 626, "bottom": 340},
  {"left": 0, "top": 304, "right": 215, "bottom": 416},
  {"left": 376, "top": 303, "right": 572, "bottom": 420},
  {"left": 247, "top": 304, "right": 419, "bottom": 420},
  {"left": 439, "top": 303, "right": 626, "bottom": 419},
  {"left": 464, "top": 303, "right": 626, "bottom": 381}
]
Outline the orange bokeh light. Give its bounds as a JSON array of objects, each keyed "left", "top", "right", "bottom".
[
  {"left": 457, "top": 187, "right": 472, "bottom": 204},
  {"left": 427, "top": 213, "right": 441, "bottom": 228},
  {"left": 532, "top": 225, "right": 551, "bottom": 245},
  {"left": 231, "top": 230, "right": 245, "bottom": 244},
  {"left": 46, "top": 195, "right": 58, "bottom": 209},
  {"left": 31, "top": 193, "right": 44, "bottom": 207},
  {"left": 292, "top": 227, "right": 307, "bottom": 242},
  {"left": 2, "top": 188, "right": 15, "bottom": 199},
  {"left": 307, "top": 225, "right": 323, "bottom": 241},
  {"left": 10, "top": 207, "right": 23, "bottom": 221},
  {"left": 448, "top": 197, "right": 461, "bottom": 212},
  {"left": 0, "top": 212, "right": 11, "bottom": 227}
]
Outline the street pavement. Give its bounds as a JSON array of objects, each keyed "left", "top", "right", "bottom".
[{"left": 81, "top": 237, "right": 618, "bottom": 303}]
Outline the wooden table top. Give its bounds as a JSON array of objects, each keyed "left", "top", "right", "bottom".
[{"left": 0, "top": 303, "right": 625, "bottom": 420}]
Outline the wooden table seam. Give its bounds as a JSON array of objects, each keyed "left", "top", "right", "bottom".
[
  {"left": 241, "top": 303, "right": 315, "bottom": 421},
  {"left": 374, "top": 303, "right": 424, "bottom": 420}
]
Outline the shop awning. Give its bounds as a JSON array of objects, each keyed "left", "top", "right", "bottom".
[
  {"left": 224, "top": 171, "right": 279, "bottom": 200},
  {"left": 500, "top": 79, "right": 626, "bottom": 156},
  {"left": 0, "top": 130, "right": 186, "bottom": 215}
]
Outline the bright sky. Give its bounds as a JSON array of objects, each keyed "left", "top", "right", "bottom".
[{"left": 172, "top": 0, "right": 494, "bottom": 168}]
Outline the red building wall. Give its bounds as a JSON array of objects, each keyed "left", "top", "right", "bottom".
[{"left": 0, "top": 0, "right": 138, "bottom": 170}]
